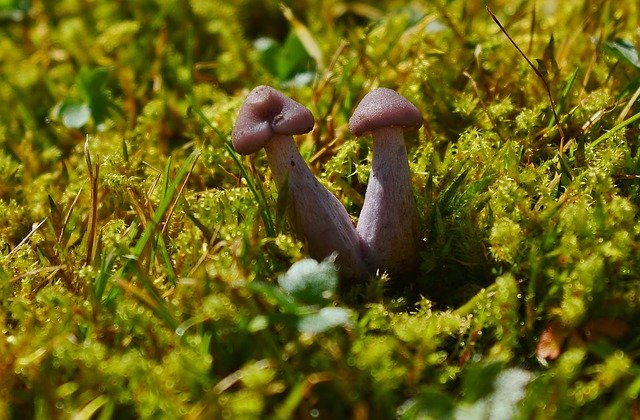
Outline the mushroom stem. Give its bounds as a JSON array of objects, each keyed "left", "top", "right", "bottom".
[
  {"left": 264, "top": 135, "right": 370, "bottom": 281},
  {"left": 357, "top": 126, "right": 421, "bottom": 277}
]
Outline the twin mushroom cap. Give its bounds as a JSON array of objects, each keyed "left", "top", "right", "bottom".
[{"left": 232, "top": 85, "right": 422, "bottom": 281}]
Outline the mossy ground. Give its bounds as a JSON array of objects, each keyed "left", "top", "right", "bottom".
[{"left": 1, "top": 0, "right": 640, "bottom": 418}]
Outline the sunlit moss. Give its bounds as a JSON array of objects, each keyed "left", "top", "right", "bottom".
[
  {"left": 97, "top": 21, "right": 141, "bottom": 55},
  {"left": 1, "top": 0, "right": 640, "bottom": 417}
]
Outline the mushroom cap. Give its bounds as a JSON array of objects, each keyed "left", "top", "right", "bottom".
[
  {"left": 349, "top": 87, "right": 423, "bottom": 136},
  {"left": 232, "top": 85, "right": 315, "bottom": 155}
]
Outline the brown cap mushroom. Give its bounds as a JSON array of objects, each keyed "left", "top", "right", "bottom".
[
  {"left": 232, "top": 85, "right": 314, "bottom": 155},
  {"left": 349, "top": 87, "right": 423, "bottom": 279},
  {"left": 232, "top": 86, "right": 370, "bottom": 281}
]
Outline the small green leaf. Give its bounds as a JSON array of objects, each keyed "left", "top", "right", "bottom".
[
  {"left": 276, "top": 31, "right": 312, "bottom": 81},
  {"left": 462, "top": 361, "right": 504, "bottom": 402},
  {"left": 253, "top": 30, "right": 315, "bottom": 83},
  {"left": 297, "top": 307, "right": 352, "bottom": 334},
  {"left": 77, "top": 67, "right": 108, "bottom": 100},
  {"left": 535, "top": 58, "right": 548, "bottom": 79},
  {"left": 77, "top": 67, "right": 110, "bottom": 124},
  {"left": 278, "top": 257, "right": 338, "bottom": 305},
  {"left": 254, "top": 37, "right": 280, "bottom": 77},
  {"left": 0, "top": 0, "right": 29, "bottom": 20},
  {"left": 59, "top": 100, "right": 91, "bottom": 128},
  {"left": 398, "top": 388, "right": 456, "bottom": 420},
  {"left": 604, "top": 39, "right": 640, "bottom": 70},
  {"left": 456, "top": 368, "right": 534, "bottom": 420}
]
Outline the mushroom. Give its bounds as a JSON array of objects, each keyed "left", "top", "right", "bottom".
[
  {"left": 232, "top": 85, "right": 369, "bottom": 281},
  {"left": 349, "top": 87, "right": 423, "bottom": 278}
]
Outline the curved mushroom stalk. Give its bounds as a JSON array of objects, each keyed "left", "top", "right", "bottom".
[
  {"left": 357, "top": 126, "right": 421, "bottom": 277},
  {"left": 232, "top": 86, "right": 369, "bottom": 281},
  {"left": 350, "top": 88, "right": 423, "bottom": 278},
  {"left": 264, "top": 134, "right": 369, "bottom": 280}
]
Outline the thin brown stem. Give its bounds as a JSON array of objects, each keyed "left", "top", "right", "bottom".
[{"left": 488, "top": 7, "right": 565, "bottom": 152}]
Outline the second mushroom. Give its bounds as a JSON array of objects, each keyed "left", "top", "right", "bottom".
[{"left": 349, "top": 87, "right": 423, "bottom": 279}]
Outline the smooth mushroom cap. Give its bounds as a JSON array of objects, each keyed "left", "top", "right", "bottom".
[
  {"left": 349, "top": 87, "right": 423, "bottom": 136},
  {"left": 232, "top": 85, "right": 315, "bottom": 155}
]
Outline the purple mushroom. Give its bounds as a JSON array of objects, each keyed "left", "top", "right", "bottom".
[
  {"left": 232, "top": 85, "right": 369, "bottom": 281},
  {"left": 349, "top": 87, "right": 423, "bottom": 278}
]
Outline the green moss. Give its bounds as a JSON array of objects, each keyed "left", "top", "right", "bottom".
[{"left": 2, "top": 0, "right": 640, "bottom": 417}]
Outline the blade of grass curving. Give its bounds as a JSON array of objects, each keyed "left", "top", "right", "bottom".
[
  {"left": 130, "top": 151, "right": 198, "bottom": 261},
  {"left": 116, "top": 271, "right": 178, "bottom": 330},
  {"left": 439, "top": 167, "right": 469, "bottom": 215},
  {"left": 616, "top": 82, "right": 640, "bottom": 123},
  {"left": 181, "top": 198, "right": 214, "bottom": 242},
  {"left": 281, "top": 4, "right": 325, "bottom": 71},
  {"left": 162, "top": 152, "right": 194, "bottom": 236},
  {"left": 128, "top": 261, "right": 177, "bottom": 329},
  {"left": 85, "top": 138, "right": 99, "bottom": 266},
  {"left": 120, "top": 150, "right": 198, "bottom": 297},
  {"left": 464, "top": 71, "right": 506, "bottom": 142},
  {"left": 187, "top": 95, "right": 276, "bottom": 237},
  {"left": 94, "top": 250, "right": 116, "bottom": 301},
  {"left": 251, "top": 161, "right": 277, "bottom": 233},
  {"left": 548, "top": 68, "right": 579, "bottom": 129},
  {"left": 156, "top": 234, "right": 177, "bottom": 286},
  {"left": 160, "top": 153, "right": 198, "bottom": 286},
  {"left": 274, "top": 380, "right": 306, "bottom": 420},
  {"left": 161, "top": 156, "right": 172, "bottom": 199},
  {"left": 148, "top": 156, "right": 173, "bottom": 275},
  {"left": 591, "top": 110, "right": 640, "bottom": 147}
]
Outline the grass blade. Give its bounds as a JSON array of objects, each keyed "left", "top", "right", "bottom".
[{"left": 187, "top": 95, "right": 276, "bottom": 237}]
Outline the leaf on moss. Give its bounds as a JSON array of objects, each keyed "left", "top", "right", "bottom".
[
  {"left": 77, "top": 67, "right": 111, "bottom": 125},
  {"left": 297, "top": 306, "right": 352, "bottom": 335},
  {"left": 59, "top": 100, "right": 91, "bottom": 128},
  {"left": 278, "top": 256, "right": 338, "bottom": 305},
  {"left": 604, "top": 39, "right": 640, "bottom": 70},
  {"left": 253, "top": 30, "right": 315, "bottom": 83}
]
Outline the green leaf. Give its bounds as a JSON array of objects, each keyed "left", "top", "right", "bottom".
[
  {"left": 398, "top": 388, "right": 455, "bottom": 420},
  {"left": 604, "top": 39, "right": 640, "bottom": 70},
  {"left": 59, "top": 100, "right": 91, "bottom": 128},
  {"left": 278, "top": 257, "right": 338, "bottom": 305},
  {"left": 253, "top": 30, "right": 315, "bottom": 83},
  {"left": 457, "top": 368, "right": 534, "bottom": 420},
  {"left": 77, "top": 67, "right": 108, "bottom": 100},
  {"left": 0, "top": 0, "right": 29, "bottom": 20},
  {"left": 276, "top": 31, "right": 312, "bottom": 81},
  {"left": 254, "top": 37, "right": 280, "bottom": 77},
  {"left": 77, "top": 67, "right": 111, "bottom": 124},
  {"left": 297, "top": 307, "right": 352, "bottom": 334},
  {"left": 462, "top": 361, "right": 504, "bottom": 402}
]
